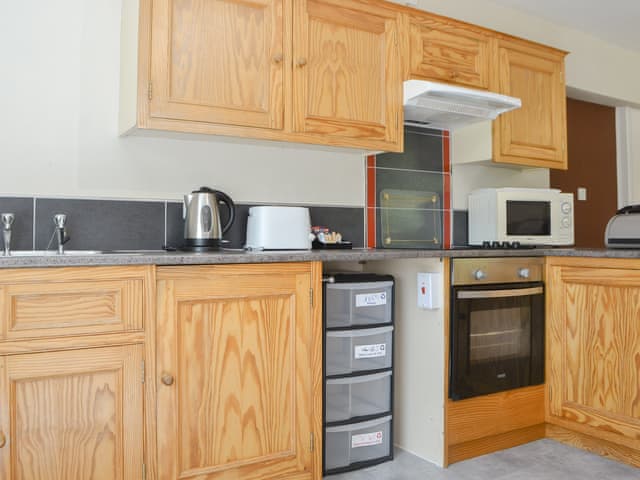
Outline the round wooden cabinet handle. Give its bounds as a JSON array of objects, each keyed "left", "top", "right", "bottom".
[
  {"left": 161, "top": 374, "right": 175, "bottom": 386},
  {"left": 296, "top": 58, "right": 308, "bottom": 67},
  {"left": 273, "top": 53, "right": 284, "bottom": 64},
  {"left": 0, "top": 431, "right": 6, "bottom": 448}
]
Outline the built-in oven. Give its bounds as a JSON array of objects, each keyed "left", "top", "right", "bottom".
[{"left": 449, "top": 257, "right": 544, "bottom": 400}]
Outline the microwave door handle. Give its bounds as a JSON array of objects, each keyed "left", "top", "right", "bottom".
[{"left": 457, "top": 287, "right": 544, "bottom": 299}]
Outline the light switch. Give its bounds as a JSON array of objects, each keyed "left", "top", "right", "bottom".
[
  {"left": 577, "top": 187, "right": 587, "bottom": 201},
  {"left": 417, "top": 272, "right": 442, "bottom": 310}
]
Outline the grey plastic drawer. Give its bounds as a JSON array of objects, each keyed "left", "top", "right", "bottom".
[
  {"left": 325, "top": 371, "right": 392, "bottom": 423},
  {"left": 325, "top": 415, "right": 392, "bottom": 471},
  {"left": 325, "top": 326, "right": 393, "bottom": 376},
  {"left": 325, "top": 281, "right": 393, "bottom": 328}
]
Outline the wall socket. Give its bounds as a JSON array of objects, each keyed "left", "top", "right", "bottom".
[{"left": 577, "top": 187, "right": 587, "bottom": 201}]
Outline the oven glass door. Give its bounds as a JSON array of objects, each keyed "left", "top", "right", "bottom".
[{"left": 450, "top": 282, "right": 544, "bottom": 400}]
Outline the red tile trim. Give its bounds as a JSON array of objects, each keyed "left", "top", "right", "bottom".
[
  {"left": 367, "top": 155, "right": 377, "bottom": 248},
  {"left": 443, "top": 131, "right": 451, "bottom": 248}
]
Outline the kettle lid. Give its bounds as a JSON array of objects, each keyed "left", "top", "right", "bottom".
[{"left": 192, "top": 186, "right": 215, "bottom": 194}]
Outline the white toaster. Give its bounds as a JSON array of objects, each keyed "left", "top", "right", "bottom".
[{"left": 245, "top": 206, "right": 312, "bottom": 250}]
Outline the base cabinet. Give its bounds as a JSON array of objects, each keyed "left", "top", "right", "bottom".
[
  {"left": 0, "top": 345, "right": 145, "bottom": 480},
  {"left": 155, "top": 263, "right": 322, "bottom": 480},
  {"left": 546, "top": 258, "right": 640, "bottom": 466}
]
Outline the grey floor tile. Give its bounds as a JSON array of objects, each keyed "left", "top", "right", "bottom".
[{"left": 324, "top": 440, "right": 640, "bottom": 480}]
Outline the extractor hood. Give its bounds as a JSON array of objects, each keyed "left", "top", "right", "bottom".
[{"left": 403, "top": 80, "right": 522, "bottom": 130}]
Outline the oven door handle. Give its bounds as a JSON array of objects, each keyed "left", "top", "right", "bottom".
[{"left": 457, "top": 286, "right": 543, "bottom": 299}]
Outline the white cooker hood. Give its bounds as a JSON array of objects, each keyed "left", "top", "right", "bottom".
[{"left": 403, "top": 80, "right": 522, "bottom": 130}]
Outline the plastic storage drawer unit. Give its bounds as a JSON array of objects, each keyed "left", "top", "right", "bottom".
[
  {"left": 325, "top": 281, "right": 394, "bottom": 328},
  {"left": 325, "top": 371, "right": 392, "bottom": 423},
  {"left": 324, "top": 415, "right": 392, "bottom": 471},
  {"left": 325, "top": 326, "right": 394, "bottom": 376}
]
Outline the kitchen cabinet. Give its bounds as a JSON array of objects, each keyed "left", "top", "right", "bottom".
[
  {"left": 155, "top": 262, "right": 322, "bottom": 480},
  {"left": 0, "top": 345, "right": 144, "bottom": 480},
  {"left": 0, "top": 266, "right": 152, "bottom": 480},
  {"left": 148, "top": 0, "right": 285, "bottom": 130},
  {"left": 124, "top": 0, "right": 403, "bottom": 152},
  {"left": 408, "top": 14, "right": 490, "bottom": 90},
  {"left": 546, "top": 257, "right": 640, "bottom": 467},
  {"left": 492, "top": 38, "right": 568, "bottom": 169},
  {"left": 292, "top": 0, "right": 402, "bottom": 150}
]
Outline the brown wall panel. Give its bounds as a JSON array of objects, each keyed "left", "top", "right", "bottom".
[{"left": 550, "top": 98, "right": 617, "bottom": 248}]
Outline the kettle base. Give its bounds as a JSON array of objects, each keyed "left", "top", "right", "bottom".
[{"left": 182, "top": 239, "right": 223, "bottom": 252}]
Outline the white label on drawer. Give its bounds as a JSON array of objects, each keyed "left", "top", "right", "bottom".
[
  {"left": 352, "top": 431, "right": 383, "bottom": 448},
  {"left": 354, "top": 343, "right": 386, "bottom": 359},
  {"left": 355, "top": 292, "right": 387, "bottom": 307}
]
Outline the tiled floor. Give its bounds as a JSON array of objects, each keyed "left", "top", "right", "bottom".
[{"left": 325, "top": 440, "right": 640, "bottom": 479}]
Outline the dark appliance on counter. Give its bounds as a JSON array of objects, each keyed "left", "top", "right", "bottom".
[
  {"left": 323, "top": 273, "right": 395, "bottom": 476},
  {"left": 449, "top": 257, "right": 544, "bottom": 400},
  {"left": 182, "top": 187, "right": 235, "bottom": 251}
]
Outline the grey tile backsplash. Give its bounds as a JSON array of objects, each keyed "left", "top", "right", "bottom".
[
  {"left": 0, "top": 197, "right": 365, "bottom": 252},
  {"left": 35, "top": 199, "right": 165, "bottom": 251},
  {"left": 0, "top": 197, "right": 33, "bottom": 250}
]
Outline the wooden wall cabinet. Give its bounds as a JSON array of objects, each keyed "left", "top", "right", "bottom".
[
  {"left": 292, "top": 0, "right": 402, "bottom": 149},
  {"left": 492, "top": 38, "right": 568, "bottom": 169},
  {"left": 0, "top": 266, "right": 151, "bottom": 480},
  {"left": 155, "top": 262, "right": 322, "bottom": 480},
  {"left": 546, "top": 257, "right": 640, "bottom": 466},
  {"left": 123, "top": 0, "right": 403, "bottom": 152},
  {"left": 408, "top": 14, "right": 490, "bottom": 90}
]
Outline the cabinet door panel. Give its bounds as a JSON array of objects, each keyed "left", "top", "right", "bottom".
[
  {"left": 547, "top": 263, "right": 640, "bottom": 444},
  {"left": 494, "top": 40, "right": 567, "bottom": 169},
  {"left": 0, "top": 345, "right": 144, "bottom": 480},
  {"left": 157, "top": 264, "right": 317, "bottom": 480},
  {"left": 409, "top": 17, "right": 490, "bottom": 89},
  {"left": 150, "top": 0, "right": 284, "bottom": 129},
  {"left": 293, "top": 0, "right": 401, "bottom": 147}
]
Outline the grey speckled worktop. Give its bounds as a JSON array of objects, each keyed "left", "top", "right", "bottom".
[{"left": 0, "top": 247, "right": 639, "bottom": 269}]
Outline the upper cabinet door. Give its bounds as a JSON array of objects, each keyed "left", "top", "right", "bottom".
[
  {"left": 409, "top": 15, "right": 490, "bottom": 90},
  {"left": 292, "top": 0, "right": 402, "bottom": 151},
  {"left": 493, "top": 38, "right": 568, "bottom": 169},
  {"left": 149, "top": 0, "right": 285, "bottom": 129}
]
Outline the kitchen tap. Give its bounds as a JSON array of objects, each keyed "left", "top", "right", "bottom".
[
  {"left": 53, "top": 214, "right": 71, "bottom": 254},
  {"left": 1, "top": 213, "right": 15, "bottom": 256}
]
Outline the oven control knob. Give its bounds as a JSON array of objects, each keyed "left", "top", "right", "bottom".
[
  {"left": 561, "top": 202, "right": 572, "bottom": 214},
  {"left": 474, "top": 269, "right": 487, "bottom": 281},
  {"left": 561, "top": 217, "right": 571, "bottom": 228},
  {"left": 518, "top": 268, "right": 530, "bottom": 279}
]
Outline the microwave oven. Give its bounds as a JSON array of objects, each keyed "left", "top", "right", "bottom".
[{"left": 468, "top": 188, "right": 574, "bottom": 246}]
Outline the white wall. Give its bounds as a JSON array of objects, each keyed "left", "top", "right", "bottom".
[
  {"left": 616, "top": 107, "right": 640, "bottom": 208},
  {"left": 4, "top": 1, "right": 638, "bottom": 206},
  {"left": 450, "top": 122, "right": 550, "bottom": 209},
  {"left": 364, "top": 258, "right": 446, "bottom": 466},
  {"left": 0, "top": 0, "right": 365, "bottom": 205}
]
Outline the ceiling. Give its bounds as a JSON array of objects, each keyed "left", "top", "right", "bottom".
[{"left": 489, "top": 0, "right": 640, "bottom": 52}]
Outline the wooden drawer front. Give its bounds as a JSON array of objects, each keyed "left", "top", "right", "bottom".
[
  {"left": 0, "top": 267, "right": 147, "bottom": 341},
  {"left": 409, "top": 17, "right": 489, "bottom": 89}
]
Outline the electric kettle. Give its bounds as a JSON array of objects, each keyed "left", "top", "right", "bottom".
[{"left": 183, "top": 187, "right": 235, "bottom": 251}]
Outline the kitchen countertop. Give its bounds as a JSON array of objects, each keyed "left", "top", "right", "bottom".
[{"left": 1, "top": 247, "right": 640, "bottom": 269}]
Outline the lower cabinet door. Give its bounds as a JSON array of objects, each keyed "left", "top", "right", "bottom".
[
  {"left": 0, "top": 345, "right": 144, "bottom": 480},
  {"left": 156, "top": 264, "right": 320, "bottom": 480}
]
